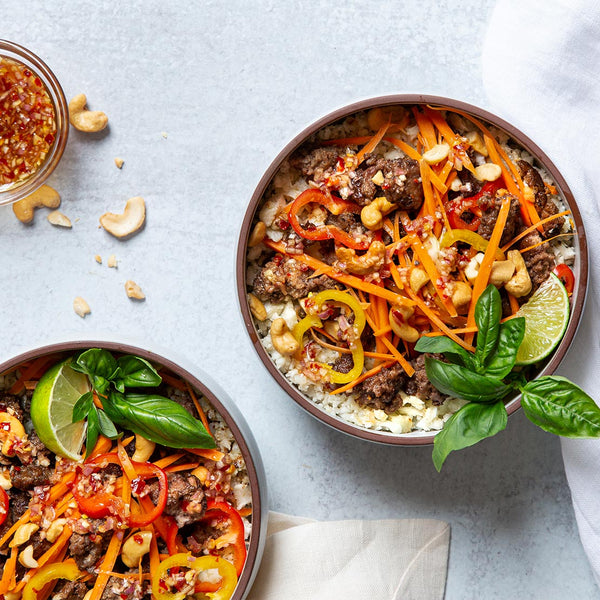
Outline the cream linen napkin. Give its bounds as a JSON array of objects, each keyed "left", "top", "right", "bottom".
[
  {"left": 247, "top": 512, "right": 450, "bottom": 600},
  {"left": 482, "top": 0, "right": 600, "bottom": 586}
]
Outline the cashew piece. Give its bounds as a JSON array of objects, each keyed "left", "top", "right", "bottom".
[
  {"left": 505, "top": 250, "right": 532, "bottom": 297},
  {"left": 10, "top": 524, "right": 39, "bottom": 547},
  {"left": 12, "top": 185, "right": 61, "bottom": 224},
  {"left": 465, "top": 131, "right": 488, "bottom": 156},
  {"left": 107, "top": 254, "right": 118, "bottom": 268},
  {"left": 371, "top": 170, "right": 385, "bottom": 185},
  {"left": 336, "top": 241, "right": 386, "bottom": 275},
  {"left": 0, "top": 470, "right": 11, "bottom": 491},
  {"left": 0, "top": 413, "right": 25, "bottom": 456},
  {"left": 270, "top": 319, "right": 300, "bottom": 355},
  {"left": 47, "top": 210, "right": 72, "bottom": 228},
  {"left": 68, "top": 93, "right": 108, "bottom": 132},
  {"left": 18, "top": 545, "right": 39, "bottom": 569},
  {"left": 389, "top": 306, "right": 419, "bottom": 342},
  {"left": 248, "top": 293, "right": 267, "bottom": 321},
  {"left": 100, "top": 196, "right": 146, "bottom": 239},
  {"left": 452, "top": 282, "right": 472, "bottom": 314},
  {"left": 360, "top": 197, "right": 396, "bottom": 230},
  {"left": 248, "top": 221, "right": 267, "bottom": 247},
  {"left": 422, "top": 143, "right": 450, "bottom": 165},
  {"left": 409, "top": 267, "right": 429, "bottom": 293},
  {"left": 465, "top": 253, "right": 484, "bottom": 283},
  {"left": 489, "top": 260, "right": 516, "bottom": 287},
  {"left": 474, "top": 163, "right": 502, "bottom": 182},
  {"left": 114, "top": 157, "right": 125, "bottom": 169},
  {"left": 191, "top": 465, "right": 209, "bottom": 484},
  {"left": 121, "top": 531, "right": 153, "bottom": 568},
  {"left": 131, "top": 434, "right": 155, "bottom": 463},
  {"left": 125, "top": 280, "right": 145, "bottom": 300},
  {"left": 73, "top": 296, "right": 91, "bottom": 318},
  {"left": 45, "top": 518, "right": 67, "bottom": 543}
]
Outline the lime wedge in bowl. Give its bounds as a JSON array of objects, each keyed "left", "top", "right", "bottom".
[
  {"left": 515, "top": 273, "right": 570, "bottom": 365},
  {"left": 30, "top": 359, "right": 90, "bottom": 460}
]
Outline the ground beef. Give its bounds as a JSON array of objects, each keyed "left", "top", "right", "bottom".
[
  {"left": 517, "top": 160, "right": 564, "bottom": 237},
  {"left": 519, "top": 231, "right": 555, "bottom": 290},
  {"left": 331, "top": 353, "right": 354, "bottom": 374},
  {"left": 326, "top": 211, "right": 368, "bottom": 239},
  {"left": 150, "top": 473, "right": 206, "bottom": 528},
  {"left": 10, "top": 464, "right": 52, "bottom": 490},
  {"left": 0, "top": 489, "right": 29, "bottom": 540},
  {"left": 291, "top": 146, "right": 344, "bottom": 182},
  {"left": 405, "top": 355, "right": 448, "bottom": 405},
  {"left": 26, "top": 430, "right": 51, "bottom": 466},
  {"left": 0, "top": 394, "right": 23, "bottom": 420},
  {"left": 30, "top": 531, "right": 52, "bottom": 559},
  {"left": 69, "top": 531, "right": 111, "bottom": 571},
  {"left": 52, "top": 580, "right": 90, "bottom": 600},
  {"left": 477, "top": 189, "right": 522, "bottom": 246},
  {"left": 353, "top": 363, "right": 407, "bottom": 413},
  {"left": 348, "top": 154, "right": 424, "bottom": 211},
  {"left": 447, "top": 168, "right": 483, "bottom": 201},
  {"left": 252, "top": 256, "right": 339, "bottom": 302}
]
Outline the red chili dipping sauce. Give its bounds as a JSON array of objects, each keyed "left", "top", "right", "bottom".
[{"left": 0, "top": 56, "right": 56, "bottom": 187}]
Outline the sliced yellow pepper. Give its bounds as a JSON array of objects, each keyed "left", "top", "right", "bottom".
[
  {"left": 440, "top": 229, "right": 505, "bottom": 259},
  {"left": 23, "top": 560, "right": 81, "bottom": 600}
]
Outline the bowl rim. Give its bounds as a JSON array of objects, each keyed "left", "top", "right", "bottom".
[
  {"left": 236, "top": 93, "right": 589, "bottom": 447},
  {"left": 0, "top": 338, "right": 266, "bottom": 599},
  {"left": 0, "top": 39, "right": 69, "bottom": 205}
]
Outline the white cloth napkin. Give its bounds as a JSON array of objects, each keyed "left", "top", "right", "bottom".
[
  {"left": 482, "top": 0, "right": 600, "bottom": 586},
  {"left": 247, "top": 512, "right": 450, "bottom": 600}
]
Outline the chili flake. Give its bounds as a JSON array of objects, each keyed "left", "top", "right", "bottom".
[{"left": 0, "top": 56, "right": 56, "bottom": 186}]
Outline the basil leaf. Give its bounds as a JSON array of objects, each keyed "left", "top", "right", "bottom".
[
  {"left": 484, "top": 317, "right": 526, "bottom": 378},
  {"left": 103, "top": 391, "right": 215, "bottom": 449},
  {"left": 415, "top": 336, "right": 477, "bottom": 369},
  {"left": 425, "top": 357, "right": 513, "bottom": 403},
  {"left": 97, "top": 409, "right": 119, "bottom": 439},
  {"left": 116, "top": 355, "right": 162, "bottom": 389},
  {"left": 432, "top": 400, "right": 508, "bottom": 471},
  {"left": 474, "top": 285, "right": 502, "bottom": 371},
  {"left": 72, "top": 349, "right": 117, "bottom": 394},
  {"left": 72, "top": 391, "right": 94, "bottom": 423},
  {"left": 521, "top": 376, "right": 600, "bottom": 437},
  {"left": 85, "top": 406, "right": 100, "bottom": 459}
]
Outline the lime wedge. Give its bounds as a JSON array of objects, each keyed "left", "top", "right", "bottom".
[
  {"left": 30, "top": 359, "right": 90, "bottom": 460},
  {"left": 515, "top": 273, "right": 570, "bottom": 365}
]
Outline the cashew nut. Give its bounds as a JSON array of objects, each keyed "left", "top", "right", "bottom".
[
  {"left": 465, "top": 253, "right": 484, "bottom": 283},
  {"left": 125, "top": 280, "right": 145, "bottom": 300},
  {"left": 422, "top": 143, "right": 450, "bottom": 165},
  {"left": 336, "top": 241, "right": 386, "bottom": 275},
  {"left": 100, "top": 196, "right": 146, "bottom": 239},
  {"left": 10, "top": 524, "right": 39, "bottom": 547},
  {"left": 505, "top": 250, "right": 532, "bottom": 297},
  {"left": 47, "top": 210, "right": 72, "bottom": 228},
  {"left": 121, "top": 531, "right": 153, "bottom": 568},
  {"left": 107, "top": 254, "right": 118, "bottom": 268},
  {"left": 409, "top": 267, "right": 429, "bottom": 293},
  {"left": 45, "top": 518, "right": 67, "bottom": 543},
  {"left": 489, "top": 260, "right": 516, "bottom": 287},
  {"left": 0, "top": 470, "right": 11, "bottom": 491},
  {"left": 465, "top": 131, "right": 488, "bottom": 156},
  {"left": 360, "top": 198, "right": 396, "bottom": 231},
  {"left": 131, "top": 434, "right": 155, "bottom": 463},
  {"left": 12, "top": 185, "right": 61, "bottom": 224},
  {"left": 94, "top": 255, "right": 102, "bottom": 264},
  {"left": 18, "top": 545, "right": 39, "bottom": 569},
  {"left": 0, "top": 413, "right": 25, "bottom": 456},
  {"left": 68, "top": 93, "right": 108, "bottom": 132},
  {"left": 191, "top": 465, "right": 209, "bottom": 484},
  {"left": 114, "top": 157, "right": 125, "bottom": 169},
  {"left": 324, "top": 320, "right": 340, "bottom": 339},
  {"left": 248, "top": 221, "right": 267, "bottom": 247},
  {"left": 73, "top": 296, "right": 91, "bottom": 318},
  {"left": 248, "top": 293, "right": 267, "bottom": 321},
  {"left": 270, "top": 318, "right": 300, "bottom": 355},
  {"left": 371, "top": 170, "right": 385, "bottom": 186},
  {"left": 450, "top": 177, "right": 462, "bottom": 192},
  {"left": 389, "top": 306, "right": 419, "bottom": 342},
  {"left": 452, "top": 281, "right": 472, "bottom": 314},
  {"left": 474, "top": 163, "right": 502, "bottom": 182}
]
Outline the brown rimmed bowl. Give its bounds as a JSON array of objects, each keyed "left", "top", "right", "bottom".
[
  {"left": 0, "top": 337, "right": 267, "bottom": 599},
  {"left": 236, "top": 94, "right": 588, "bottom": 446}
]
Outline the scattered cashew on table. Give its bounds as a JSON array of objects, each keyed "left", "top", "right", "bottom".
[
  {"left": 68, "top": 93, "right": 108, "bottom": 132},
  {"left": 12, "top": 185, "right": 61, "bottom": 224}
]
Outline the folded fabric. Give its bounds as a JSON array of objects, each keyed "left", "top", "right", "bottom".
[
  {"left": 482, "top": 0, "right": 600, "bottom": 586},
  {"left": 247, "top": 512, "right": 450, "bottom": 600}
]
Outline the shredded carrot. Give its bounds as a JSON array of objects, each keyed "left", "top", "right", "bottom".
[
  {"left": 508, "top": 293, "right": 520, "bottom": 315},
  {"left": 0, "top": 547, "right": 17, "bottom": 594},
  {"left": 9, "top": 355, "right": 55, "bottom": 394},
  {"left": 165, "top": 462, "right": 200, "bottom": 473},
  {"left": 264, "top": 239, "right": 415, "bottom": 307},
  {"left": 185, "top": 381, "right": 213, "bottom": 439},
  {"left": 153, "top": 453, "right": 185, "bottom": 468},
  {"left": 90, "top": 435, "right": 113, "bottom": 458},
  {"left": 385, "top": 136, "right": 421, "bottom": 160},
  {"left": 158, "top": 371, "right": 188, "bottom": 391},
  {"left": 393, "top": 211, "right": 401, "bottom": 243},
  {"left": 0, "top": 510, "right": 31, "bottom": 548},
  {"left": 238, "top": 507, "right": 253, "bottom": 517},
  {"left": 501, "top": 210, "right": 571, "bottom": 251},
  {"left": 89, "top": 532, "right": 124, "bottom": 600},
  {"left": 466, "top": 195, "right": 512, "bottom": 344},
  {"left": 356, "top": 119, "right": 390, "bottom": 164},
  {"left": 329, "top": 360, "right": 396, "bottom": 395},
  {"left": 520, "top": 232, "right": 574, "bottom": 254},
  {"left": 418, "top": 160, "right": 437, "bottom": 219},
  {"left": 118, "top": 440, "right": 138, "bottom": 481},
  {"left": 186, "top": 447, "right": 225, "bottom": 462},
  {"left": 413, "top": 107, "right": 437, "bottom": 149},
  {"left": 380, "top": 337, "right": 415, "bottom": 376}
]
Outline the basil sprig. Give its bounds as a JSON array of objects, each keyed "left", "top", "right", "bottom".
[
  {"left": 71, "top": 348, "right": 216, "bottom": 457},
  {"left": 415, "top": 284, "right": 600, "bottom": 471}
]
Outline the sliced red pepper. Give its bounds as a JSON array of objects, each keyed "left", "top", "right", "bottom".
[
  {"left": 0, "top": 487, "right": 8, "bottom": 527},
  {"left": 200, "top": 499, "right": 247, "bottom": 577},
  {"left": 446, "top": 181, "right": 503, "bottom": 231},
  {"left": 288, "top": 188, "right": 369, "bottom": 250},
  {"left": 553, "top": 263, "right": 574, "bottom": 295},
  {"left": 72, "top": 452, "right": 168, "bottom": 527}
]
